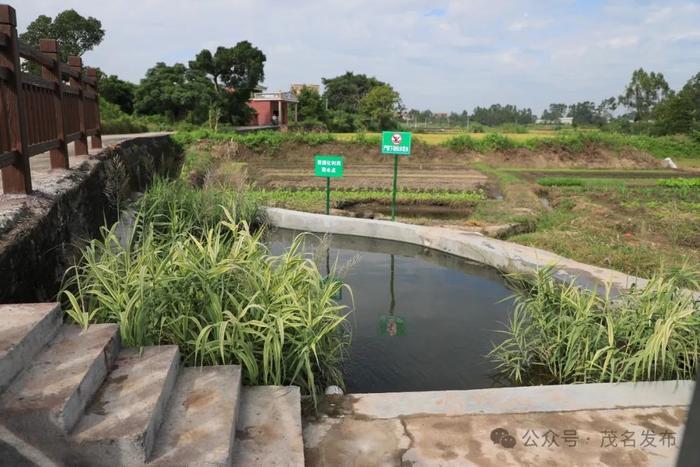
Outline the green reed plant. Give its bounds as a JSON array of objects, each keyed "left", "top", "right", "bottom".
[
  {"left": 61, "top": 180, "right": 350, "bottom": 403},
  {"left": 489, "top": 267, "right": 700, "bottom": 385}
]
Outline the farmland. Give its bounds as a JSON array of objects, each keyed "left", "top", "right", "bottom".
[{"left": 180, "top": 130, "right": 700, "bottom": 283}]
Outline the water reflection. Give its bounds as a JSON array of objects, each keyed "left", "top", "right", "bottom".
[{"left": 267, "top": 228, "right": 514, "bottom": 393}]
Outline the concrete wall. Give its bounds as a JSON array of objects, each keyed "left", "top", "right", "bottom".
[
  {"left": 264, "top": 208, "right": 698, "bottom": 298},
  {"left": 0, "top": 135, "right": 183, "bottom": 303}
]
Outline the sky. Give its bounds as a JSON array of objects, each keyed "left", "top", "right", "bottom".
[{"left": 16, "top": 0, "right": 700, "bottom": 114}]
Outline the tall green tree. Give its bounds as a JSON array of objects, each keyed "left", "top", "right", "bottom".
[
  {"left": 99, "top": 72, "right": 137, "bottom": 114},
  {"left": 322, "top": 72, "right": 386, "bottom": 113},
  {"left": 190, "top": 41, "right": 266, "bottom": 125},
  {"left": 653, "top": 73, "right": 700, "bottom": 135},
  {"left": 20, "top": 10, "right": 105, "bottom": 61},
  {"left": 134, "top": 63, "right": 214, "bottom": 122},
  {"left": 358, "top": 84, "right": 401, "bottom": 130},
  {"left": 619, "top": 68, "right": 670, "bottom": 121},
  {"left": 296, "top": 86, "right": 327, "bottom": 123},
  {"left": 541, "top": 103, "right": 568, "bottom": 122}
]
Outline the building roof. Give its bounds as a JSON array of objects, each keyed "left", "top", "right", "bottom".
[{"left": 250, "top": 91, "right": 299, "bottom": 103}]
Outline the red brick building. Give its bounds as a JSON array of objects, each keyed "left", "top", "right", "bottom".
[{"left": 248, "top": 91, "right": 299, "bottom": 126}]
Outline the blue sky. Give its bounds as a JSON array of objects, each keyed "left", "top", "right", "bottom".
[{"left": 18, "top": 0, "right": 700, "bottom": 114}]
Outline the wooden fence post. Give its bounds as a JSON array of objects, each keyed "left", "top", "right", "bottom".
[
  {"left": 39, "top": 38, "right": 68, "bottom": 169},
  {"left": 0, "top": 4, "right": 31, "bottom": 193},
  {"left": 86, "top": 67, "right": 102, "bottom": 149},
  {"left": 68, "top": 55, "right": 87, "bottom": 156}
]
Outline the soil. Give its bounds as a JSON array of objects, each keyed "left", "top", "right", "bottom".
[{"left": 204, "top": 140, "right": 663, "bottom": 193}]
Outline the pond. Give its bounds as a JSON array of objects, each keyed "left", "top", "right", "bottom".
[{"left": 266, "top": 228, "right": 515, "bottom": 393}]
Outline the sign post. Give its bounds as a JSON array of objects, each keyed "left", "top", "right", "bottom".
[
  {"left": 381, "top": 131, "right": 412, "bottom": 221},
  {"left": 314, "top": 155, "right": 344, "bottom": 215}
]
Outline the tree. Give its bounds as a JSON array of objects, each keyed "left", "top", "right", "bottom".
[
  {"left": 358, "top": 84, "right": 401, "bottom": 130},
  {"left": 296, "top": 86, "right": 327, "bottom": 123},
  {"left": 134, "top": 63, "right": 214, "bottom": 122},
  {"left": 20, "top": 10, "right": 105, "bottom": 61},
  {"left": 619, "top": 68, "right": 670, "bottom": 121},
  {"left": 541, "top": 103, "right": 568, "bottom": 122},
  {"left": 653, "top": 72, "right": 700, "bottom": 135},
  {"left": 99, "top": 72, "right": 137, "bottom": 114},
  {"left": 189, "top": 41, "right": 266, "bottom": 125},
  {"left": 567, "top": 101, "right": 604, "bottom": 126},
  {"left": 322, "top": 72, "right": 386, "bottom": 113},
  {"left": 471, "top": 104, "right": 534, "bottom": 126}
]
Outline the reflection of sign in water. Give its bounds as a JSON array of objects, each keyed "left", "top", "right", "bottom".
[
  {"left": 379, "top": 254, "right": 405, "bottom": 336},
  {"left": 379, "top": 316, "right": 406, "bottom": 336}
]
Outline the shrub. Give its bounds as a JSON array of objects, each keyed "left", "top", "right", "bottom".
[{"left": 441, "top": 134, "right": 479, "bottom": 152}]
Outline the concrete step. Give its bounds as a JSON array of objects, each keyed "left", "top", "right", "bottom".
[
  {"left": 232, "top": 386, "right": 304, "bottom": 467},
  {"left": 0, "top": 323, "right": 120, "bottom": 433},
  {"left": 71, "top": 345, "right": 180, "bottom": 466},
  {"left": 149, "top": 365, "right": 242, "bottom": 466},
  {"left": 0, "top": 303, "right": 62, "bottom": 391}
]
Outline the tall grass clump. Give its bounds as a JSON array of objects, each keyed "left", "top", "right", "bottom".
[
  {"left": 489, "top": 267, "right": 700, "bottom": 385},
  {"left": 60, "top": 179, "right": 350, "bottom": 403}
]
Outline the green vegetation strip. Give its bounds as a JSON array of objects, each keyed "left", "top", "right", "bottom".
[
  {"left": 61, "top": 179, "right": 349, "bottom": 404},
  {"left": 251, "top": 188, "right": 485, "bottom": 210},
  {"left": 174, "top": 129, "right": 700, "bottom": 159}
]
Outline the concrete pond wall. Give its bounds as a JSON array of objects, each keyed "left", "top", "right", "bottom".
[
  {"left": 0, "top": 135, "right": 183, "bottom": 303},
  {"left": 265, "top": 207, "right": 659, "bottom": 295}
]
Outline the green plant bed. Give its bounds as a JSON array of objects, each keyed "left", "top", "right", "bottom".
[
  {"left": 490, "top": 268, "right": 700, "bottom": 385},
  {"left": 61, "top": 179, "right": 349, "bottom": 404}
]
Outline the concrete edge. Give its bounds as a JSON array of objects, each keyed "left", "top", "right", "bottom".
[
  {"left": 264, "top": 208, "right": 699, "bottom": 298},
  {"left": 349, "top": 381, "right": 695, "bottom": 419}
]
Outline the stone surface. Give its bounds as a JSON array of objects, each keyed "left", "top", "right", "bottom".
[
  {"left": 265, "top": 207, "right": 700, "bottom": 299},
  {"left": 0, "top": 323, "right": 120, "bottom": 432},
  {"left": 0, "top": 303, "right": 62, "bottom": 390},
  {"left": 71, "top": 346, "right": 180, "bottom": 466},
  {"left": 305, "top": 383, "right": 693, "bottom": 466},
  {"left": 232, "top": 386, "right": 305, "bottom": 467},
  {"left": 305, "top": 405, "right": 688, "bottom": 466},
  {"left": 150, "top": 365, "right": 242, "bottom": 466}
]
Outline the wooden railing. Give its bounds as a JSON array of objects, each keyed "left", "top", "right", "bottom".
[{"left": 0, "top": 4, "right": 101, "bottom": 194}]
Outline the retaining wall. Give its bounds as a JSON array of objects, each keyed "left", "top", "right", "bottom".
[{"left": 0, "top": 135, "right": 183, "bottom": 302}]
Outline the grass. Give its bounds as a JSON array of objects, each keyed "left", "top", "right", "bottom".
[
  {"left": 510, "top": 184, "right": 700, "bottom": 283},
  {"left": 60, "top": 179, "right": 350, "bottom": 404},
  {"left": 489, "top": 267, "right": 700, "bottom": 385},
  {"left": 537, "top": 177, "right": 625, "bottom": 188}
]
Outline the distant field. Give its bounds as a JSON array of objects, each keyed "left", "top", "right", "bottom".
[{"left": 331, "top": 131, "right": 558, "bottom": 145}]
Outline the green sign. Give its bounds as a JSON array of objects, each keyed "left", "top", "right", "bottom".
[
  {"left": 315, "top": 155, "right": 344, "bottom": 178},
  {"left": 381, "top": 131, "right": 412, "bottom": 156}
]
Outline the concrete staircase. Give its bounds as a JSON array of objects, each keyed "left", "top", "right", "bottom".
[{"left": 0, "top": 303, "right": 305, "bottom": 466}]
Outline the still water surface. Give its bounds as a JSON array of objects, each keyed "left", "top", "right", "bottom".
[{"left": 267, "top": 228, "right": 514, "bottom": 393}]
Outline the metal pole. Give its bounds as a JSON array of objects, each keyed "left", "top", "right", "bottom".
[
  {"left": 326, "top": 176, "right": 330, "bottom": 215},
  {"left": 391, "top": 155, "right": 398, "bottom": 221}
]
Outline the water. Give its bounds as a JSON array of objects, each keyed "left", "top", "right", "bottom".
[{"left": 267, "top": 228, "right": 515, "bottom": 393}]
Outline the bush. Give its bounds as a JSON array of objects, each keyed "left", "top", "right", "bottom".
[
  {"left": 100, "top": 99, "right": 149, "bottom": 134},
  {"left": 441, "top": 134, "right": 480, "bottom": 152},
  {"left": 61, "top": 179, "right": 350, "bottom": 403}
]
